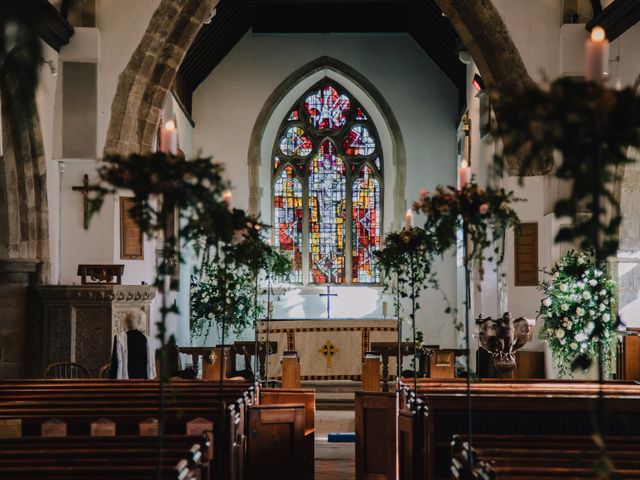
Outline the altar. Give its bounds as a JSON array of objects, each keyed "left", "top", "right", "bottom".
[{"left": 257, "top": 319, "right": 397, "bottom": 380}]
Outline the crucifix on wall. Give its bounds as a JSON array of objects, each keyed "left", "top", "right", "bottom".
[{"left": 72, "top": 174, "right": 101, "bottom": 230}]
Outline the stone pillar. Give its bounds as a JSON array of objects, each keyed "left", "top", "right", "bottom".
[
  {"left": 0, "top": 259, "right": 41, "bottom": 379},
  {"left": 29, "top": 285, "right": 156, "bottom": 377}
]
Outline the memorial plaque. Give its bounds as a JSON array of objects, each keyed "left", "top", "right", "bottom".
[
  {"left": 90, "top": 418, "right": 116, "bottom": 436},
  {"left": 42, "top": 419, "right": 67, "bottom": 437},
  {"left": 139, "top": 418, "right": 159, "bottom": 436},
  {"left": 186, "top": 417, "right": 213, "bottom": 436},
  {"left": 0, "top": 419, "right": 21, "bottom": 438}
]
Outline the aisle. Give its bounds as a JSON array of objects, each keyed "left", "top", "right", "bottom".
[{"left": 315, "top": 410, "right": 356, "bottom": 480}]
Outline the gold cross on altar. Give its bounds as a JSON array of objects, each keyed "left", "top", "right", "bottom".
[
  {"left": 71, "top": 174, "right": 102, "bottom": 230},
  {"left": 319, "top": 340, "right": 339, "bottom": 368}
]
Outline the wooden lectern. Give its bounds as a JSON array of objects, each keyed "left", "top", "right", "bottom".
[{"left": 281, "top": 351, "right": 301, "bottom": 388}]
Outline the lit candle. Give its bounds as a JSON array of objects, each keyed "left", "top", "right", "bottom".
[
  {"left": 160, "top": 120, "right": 178, "bottom": 155},
  {"left": 585, "top": 26, "right": 609, "bottom": 84},
  {"left": 404, "top": 209, "right": 414, "bottom": 229},
  {"left": 458, "top": 160, "right": 471, "bottom": 188},
  {"left": 222, "top": 189, "right": 233, "bottom": 207}
]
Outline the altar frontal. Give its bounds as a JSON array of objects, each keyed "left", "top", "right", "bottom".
[{"left": 257, "top": 319, "right": 397, "bottom": 380}]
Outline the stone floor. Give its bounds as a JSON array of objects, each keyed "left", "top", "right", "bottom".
[{"left": 315, "top": 410, "right": 356, "bottom": 479}]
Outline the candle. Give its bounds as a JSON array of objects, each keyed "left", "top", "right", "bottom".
[
  {"left": 404, "top": 209, "right": 414, "bottom": 229},
  {"left": 458, "top": 160, "right": 471, "bottom": 188},
  {"left": 222, "top": 189, "right": 233, "bottom": 207},
  {"left": 585, "top": 26, "right": 609, "bottom": 84},
  {"left": 382, "top": 301, "right": 388, "bottom": 318},
  {"left": 160, "top": 120, "right": 178, "bottom": 155}
]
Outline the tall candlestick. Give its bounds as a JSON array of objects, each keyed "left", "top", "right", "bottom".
[
  {"left": 404, "top": 209, "right": 414, "bottom": 229},
  {"left": 458, "top": 160, "right": 471, "bottom": 188},
  {"left": 585, "top": 26, "right": 609, "bottom": 84},
  {"left": 160, "top": 120, "right": 178, "bottom": 155}
]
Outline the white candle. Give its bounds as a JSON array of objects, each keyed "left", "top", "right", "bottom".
[
  {"left": 160, "top": 120, "right": 178, "bottom": 155},
  {"left": 222, "top": 189, "right": 233, "bottom": 207},
  {"left": 585, "top": 26, "right": 609, "bottom": 84},
  {"left": 458, "top": 160, "right": 471, "bottom": 188},
  {"left": 382, "top": 301, "right": 388, "bottom": 318},
  {"left": 404, "top": 209, "right": 414, "bottom": 229}
]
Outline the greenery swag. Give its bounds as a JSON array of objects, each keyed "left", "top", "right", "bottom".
[
  {"left": 412, "top": 182, "right": 521, "bottom": 280},
  {"left": 493, "top": 78, "right": 640, "bottom": 259},
  {"left": 539, "top": 250, "right": 618, "bottom": 377}
]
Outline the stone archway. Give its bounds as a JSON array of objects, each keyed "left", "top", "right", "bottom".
[
  {"left": 246, "top": 56, "right": 407, "bottom": 227},
  {"left": 103, "top": 0, "right": 218, "bottom": 155}
]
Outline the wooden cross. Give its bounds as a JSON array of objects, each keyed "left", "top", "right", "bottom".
[
  {"left": 72, "top": 174, "right": 101, "bottom": 230},
  {"left": 318, "top": 340, "right": 339, "bottom": 368}
]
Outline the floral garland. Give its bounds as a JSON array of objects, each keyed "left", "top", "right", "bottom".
[
  {"left": 539, "top": 250, "right": 618, "bottom": 377},
  {"left": 375, "top": 227, "right": 436, "bottom": 305},
  {"left": 412, "top": 182, "right": 521, "bottom": 280},
  {"left": 190, "top": 260, "right": 258, "bottom": 341},
  {"left": 493, "top": 78, "right": 640, "bottom": 259}
]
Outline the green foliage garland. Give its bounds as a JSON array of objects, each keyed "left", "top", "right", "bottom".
[
  {"left": 413, "top": 182, "right": 521, "bottom": 280},
  {"left": 493, "top": 78, "right": 640, "bottom": 258},
  {"left": 539, "top": 250, "right": 618, "bottom": 377}
]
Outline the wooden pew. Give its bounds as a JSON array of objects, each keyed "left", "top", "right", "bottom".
[
  {"left": 0, "top": 434, "right": 209, "bottom": 479},
  {"left": 0, "top": 380, "right": 253, "bottom": 480},
  {"left": 260, "top": 388, "right": 316, "bottom": 480},
  {"left": 409, "top": 379, "right": 640, "bottom": 480},
  {"left": 451, "top": 434, "right": 640, "bottom": 479}
]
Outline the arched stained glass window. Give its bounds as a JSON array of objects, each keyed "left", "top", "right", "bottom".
[{"left": 272, "top": 80, "right": 383, "bottom": 284}]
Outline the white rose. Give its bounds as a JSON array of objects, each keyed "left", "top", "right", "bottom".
[
  {"left": 599, "top": 304, "right": 606, "bottom": 312},
  {"left": 570, "top": 342, "right": 578, "bottom": 350},
  {"left": 577, "top": 307, "right": 586, "bottom": 316},
  {"left": 599, "top": 290, "right": 606, "bottom": 296},
  {"left": 589, "top": 279, "right": 598, "bottom": 287},
  {"left": 566, "top": 321, "right": 573, "bottom": 329},
  {"left": 561, "top": 304, "right": 569, "bottom": 312},
  {"left": 575, "top": 332, "right": 586, "bottom": 341},
  {"left": 586, "top": 322, "right": 595, "bottom": 333},
  {"left": 603, "top": 313, "right": 611, "bottom": 322},
  {"left": 556, "top": 329, "right": 565, "bottom": 339},
  {"left": 578, "top": 257, "right": 585, "bottom": 265},
  {"left": 542, "top": 298, "right": 552, "bottom": 307},
  {"left": 595, "top": 270, "right": 603, "bottom": 277},
  {"left": 583, "top": 291, "right": 591, "bottom": 300},
  {"left": 559, "top": 284, "right": 568, "bottom": 292}
]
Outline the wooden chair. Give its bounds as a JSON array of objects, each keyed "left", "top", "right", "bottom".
[
  {"left": 44, "top": 362, "right": 90, "bottom": 379},
  {"left": 98, "top": 363, "right": 111, "bottom": 379}
]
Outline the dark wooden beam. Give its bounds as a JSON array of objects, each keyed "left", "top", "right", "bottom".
[
  {"left": 586, "top": 0, "right": 640, "bottom": 41},
  {"left": 27, "top": 0, "right": 75, "bottom": 52}
]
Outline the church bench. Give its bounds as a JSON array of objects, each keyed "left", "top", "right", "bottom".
[
  {"left": 260, "top": 388, "right": 316, "bottom": 480},
  {"left": 405, "top": 380, "right": 640, "bottom": 479},
  {"left": 0, "top": 434, "right": 208, "bottom": 480},
  {"left": 451, "top": 435, "right": 640, "bottom": 479}
]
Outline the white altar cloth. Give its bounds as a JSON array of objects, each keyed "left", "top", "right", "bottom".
[{"left": 257, "top": 319, "right": 397, "bottom": 380}]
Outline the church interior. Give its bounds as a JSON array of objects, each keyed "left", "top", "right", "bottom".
[{"left": 2, "top": 0, "right": 640, "bottom": 478}]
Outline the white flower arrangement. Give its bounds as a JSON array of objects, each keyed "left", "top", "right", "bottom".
[{"left": 539, "top": 250, "right": 618, "bottom": 377}]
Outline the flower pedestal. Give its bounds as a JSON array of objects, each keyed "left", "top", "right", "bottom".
[{"left": 543, "top": 344, "right": 598, "bottom": 380}]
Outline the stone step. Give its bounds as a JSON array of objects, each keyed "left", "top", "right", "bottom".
[{"left": 316, "top": 410, "right": 355, "bottom": 434}]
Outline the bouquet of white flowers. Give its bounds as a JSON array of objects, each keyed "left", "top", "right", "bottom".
[{"left": 539, "top": 250, "right": 618, "bottom": 377}]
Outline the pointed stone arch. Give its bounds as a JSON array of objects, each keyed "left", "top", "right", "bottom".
[{"left": 247, "top": 56, "right": 407, "bottom": 228}]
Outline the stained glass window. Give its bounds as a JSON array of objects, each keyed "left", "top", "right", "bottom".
[
  {"left": 279, "top": 127, "right": 313, "bottom": 157},
  {"left": 352, "top": 166, "right": 381, "bottom": 283},
  {"left": 273, "top": 166, "right": 303, "bottom": 282},
  {"left": 308, "top": 141, "right": 346, "bottom": 283},
  {"left": 272, "top": 81, "right": 383, "bottom": 284},
  {"left": 344, "top": 126, "right": 376, "bottom": 156}
]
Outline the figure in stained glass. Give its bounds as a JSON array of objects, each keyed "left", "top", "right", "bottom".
[{"left": 272, "top": 81, "right": 383, "bottom": 284}]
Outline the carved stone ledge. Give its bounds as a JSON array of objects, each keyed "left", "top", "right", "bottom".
[{"left": 28, "top": 285, "right": 156, "bottom": 377}]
